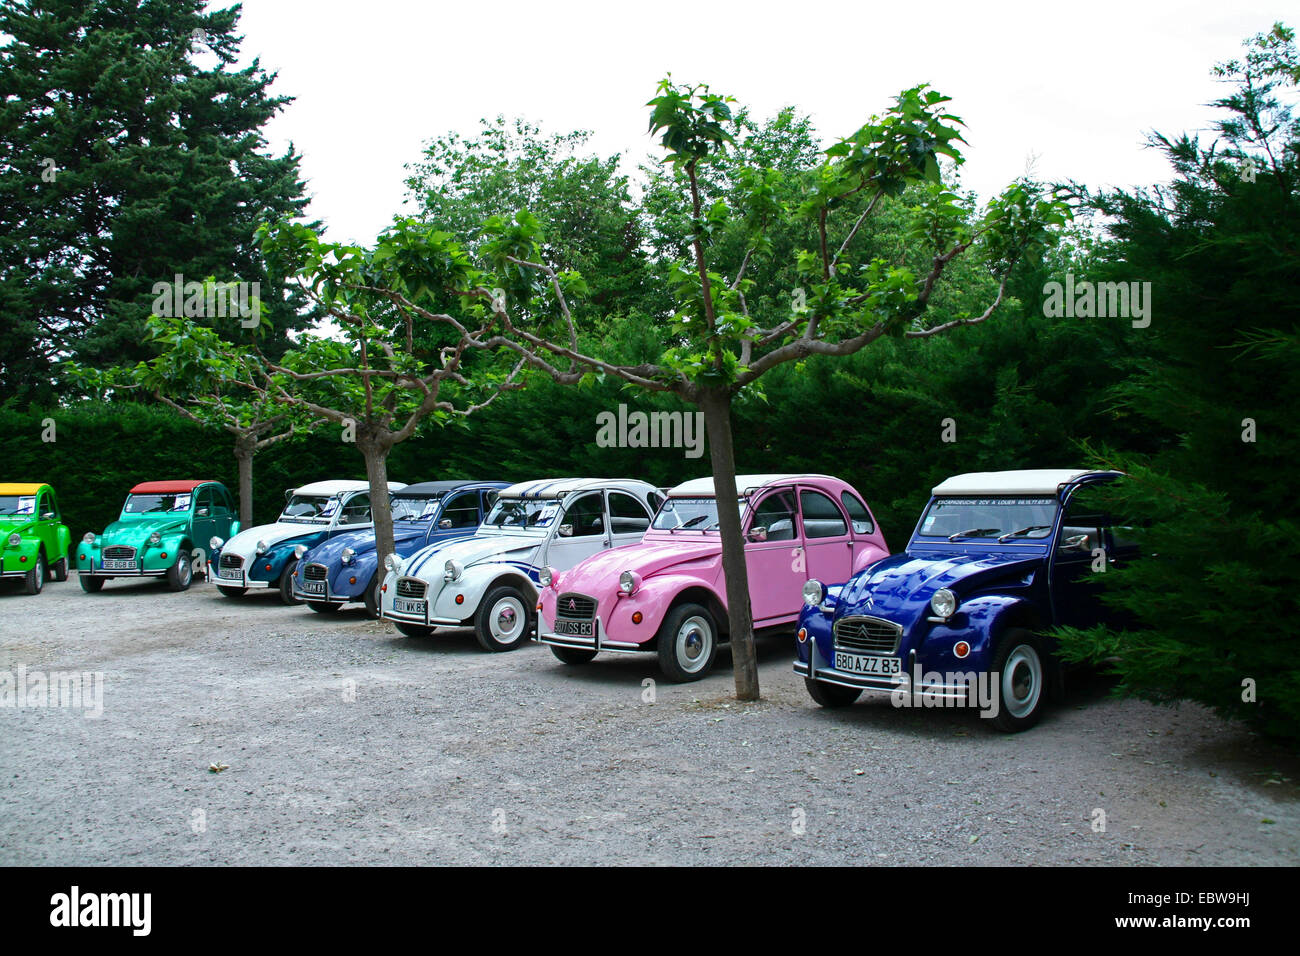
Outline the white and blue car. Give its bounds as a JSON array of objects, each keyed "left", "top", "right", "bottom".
[
  {"left": 210, "top": 479, "right": 406, "bottom": 604},
  {"left": 379, "top": 478, "right": 662, "bottom": 651}
]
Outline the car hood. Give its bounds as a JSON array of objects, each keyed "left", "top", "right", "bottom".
[
  {"left": 558, "top": 538, "right": 721, "bottom": 591},
  {"left": 102, "top": 515, "right": 190, "bottom": 542},
  {"left": 836, "top": 549, "right": 1044, "bottom": 621},
  {"left": 404, "top": 531, "right": 542, "bottom": 580},
  {"left": 0, "top": 517, "right": 37, "bottom": 537},
  {"left": 306, "top": 523, "right": 428, "bottom": 564},
  {"left": 222, "top": 521, "right": 330, "bottom": 558}
]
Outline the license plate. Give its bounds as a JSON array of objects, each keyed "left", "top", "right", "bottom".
[
  {"left": 102, "top": 558, "right": 135, "bottom": 571},
  {"left": 218, "top": 567, "right": 242, "bottom": 580},
  {"left": 835, "top": 652, "right": 901, "bottom": 676},
  {"left": 554, "top": 620, "right": 593, "bottom": 636},
  {"left": 393, "top": 598, "right": 426, "bottom": 615},
  {"left": 301, "top": 580, "right": 325, "bottom": 595}
]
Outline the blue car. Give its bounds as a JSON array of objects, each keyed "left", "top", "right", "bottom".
[
  {"left": 795, "top": 469, "right": 1128, "bottom": 732},
  {"left": 292, "top": 480, "right": 507, "bottom": 617}
]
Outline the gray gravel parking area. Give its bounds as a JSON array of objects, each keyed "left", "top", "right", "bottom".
[{"left": 1, "top": 574, "right": 1297, "bottom": 865}]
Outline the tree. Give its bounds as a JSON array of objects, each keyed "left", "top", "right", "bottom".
[
  {"left": 1054, "top": 23, "right": 1300, "bottom": 741},
  {"left": 0, "top": 0, "right": 313, "bottom": 403},
  {"left": 465, "top": 79, "right": 1070, "bottom": 700}
]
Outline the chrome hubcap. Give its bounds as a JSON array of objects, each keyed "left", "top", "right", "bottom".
[
  {"left": 493, "top": 598, "right": 524, "bottom": 641},
  {"left": 676, "top": 615, "right": 712, "bottom": 673},
  {"left": 1002, "top": 645, "right": 1042, "bottom": 718}
]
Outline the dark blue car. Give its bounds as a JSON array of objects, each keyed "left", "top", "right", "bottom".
[
  {"left": 292, "top": 480, "right": 507, "bottom": 617},
  {"left": 795, "top": 469, "right": 1129, "bottom": 732}
]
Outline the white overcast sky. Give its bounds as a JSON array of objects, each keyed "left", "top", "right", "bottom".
[{"left": 230, "top": 0, "right": 1286, "bottom": 245}]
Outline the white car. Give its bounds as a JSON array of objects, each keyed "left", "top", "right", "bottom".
[
  {"left": 211, "top": 479, "right": 406, "bottom": 604},
  {"left": 379, "top": 477, "right": 662, "bottom": 651}
]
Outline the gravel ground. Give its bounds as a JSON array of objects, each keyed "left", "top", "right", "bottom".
[{"left": 1, "top": 573, "right": 1297, "bottom": 866}]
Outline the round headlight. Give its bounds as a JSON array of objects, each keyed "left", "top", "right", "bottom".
[
  {"left": 293, "top": 544, "right": 308, "bottom": 559},
  {"left": 802, "top": 579, "right": 825, "bottom": 606},
  {"left": 7, "top": 533, "right": 19, "bottom": 548},
  {"left": 538, "top": 566, "right": 554, "bottom": 588},
  {"left": 443, "top": 559, "right": 464, "bottom": 583},
  {"left": 930, "top": 588, "right": 958, "bottom": 618},
  {"left": 82, "top": 532, "right": 96, "bottom": 544},
  {"left": 255, "top": 539, "right": 269, "bottom": 555},
  {"left": 209, "top": 536, "right": 223, "bottom": 550},
  {"left": 148, "top": 531, "right": 162, "bottom": 546},
  {"left": 341, "top": 547, "right": 355, "bottom": 565},
  {"left": 384, "top": 553, "right": 404, "bottom": 575},
  {"left": 619, "top": 570, "right": 640, "bottom": 595}
]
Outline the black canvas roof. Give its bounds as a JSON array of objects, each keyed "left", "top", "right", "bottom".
[{"left": 394, "top": 480, "right": 503, "bottom": 498}]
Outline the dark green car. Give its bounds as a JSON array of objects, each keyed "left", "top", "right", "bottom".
[
  {"left": 0, "top": 482, "right": 71, "bottom": 594},
  {"left": 76, "top": 479, "right": 240, "bottom": 592}
]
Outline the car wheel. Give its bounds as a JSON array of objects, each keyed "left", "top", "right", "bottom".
[
  {"left": 79, "top": 573, "right": 105, "bottom": 593},
  {"left": 656, "top": 602, "right": 718, "bottom": 682},
  {"left": 278, "top": 560, "right": 304, "bottom": 606},
  {"left": 52, "top": 557, "right": 69, "bottom": 582},
  {"left": 551, "top": 645, "right": 598, "bottom": 666},
  {"left": 165, "top": 549, "right": 193, "bottom": 591},
  {"left": 217, "top": 585, "right": 246, "bottom": 598},
  {"left": 395, "top": 622, "right": 433, "bottom": 638},
  {"left": 23, "top": 553, "right": 46, "bottom": 595},
  {"left": 307, "top": 601, "right": 341, "bottom": 614},
  {"left": 990, "top": 628, "right": 1046, "bottom": 733},
  {"left": 804, "top": 678, "right": 862, "bottom": 708},
  {"left": 361, "top": 572, "right": 381, "bottom": 619},
  {"left": 474, "top": 585, "right": 533, "bottom": 652}
]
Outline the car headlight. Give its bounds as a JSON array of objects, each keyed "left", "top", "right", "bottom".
[
  {"left": 802, "top": 579, "right": 825, "bottom": 606},
  {"left": 255, "top": 539, "right": 269, "bottom": 555},
  {"left": 443, "top": 559, "right": 464, "bottom": 583},
  {"left": 930, "top": 588, "right": 958, "bottom": 618},
  {"left": 210, "top": 536, "right": 223, "bottom": 550},
  {"left": 293, "top": 544, "right": 308, "bottom": 559},
  {"left": 7, "top": 533, "right": 19, "bottom": 548},
  {"left": 82, "top": 532, "right": 96, "bottom": 545},
  {"left": 384, "top": 553, "right": 404, "bottom": 575},
  {"left": 539, "top": 566, "right": 554, "bottom": 587},
  {"left": 341, "top": 547, "right": 354, "bottom": 565},
  {"left": 148, "top": 532, "right": 162, "bottom": 546},
  {"left": 619, "top": 570, "right": 641, "bottom": 595}
]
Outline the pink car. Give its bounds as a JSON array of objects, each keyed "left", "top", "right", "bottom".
[{"left": 536, "top": 474, "right": 888, "bottom": 682}]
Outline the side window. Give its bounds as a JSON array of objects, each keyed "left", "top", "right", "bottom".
[
  {"left": 608, "top": 491, "right": 651, "bottom": 534},
  {"left": 751, "top": 490, "right": 797, "bottom": 541},
  {"left": 440, "top": 493, "right": 480, "bottom": 529},
  {"left": 340, "top": 494, "right": 372, "bottom": 524},
  {"left": 561, "top": 493, "right": 605, "bottom": 537},
  {"left": 840, "top": 491, "right": 874, "bottom": 534},
  {"left": 39, "top": 492, "right": 55, "bottom": 520},
  {"left": 482, "top": 489, "right": 499, "bottom": 514},
  {"left": 799, "top": 490, "right": 847, "bottom": 539},
  {"left": 647, "top": 490, "right": 665, "bottom": 513},
  {"left": 195, "top": 487, "right": 213, "bottom": 517}
]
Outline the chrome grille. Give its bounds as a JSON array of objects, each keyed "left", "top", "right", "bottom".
[
  {"left": 304, "top": 563, "right": 328, "bottom": 581},
  {"left": 396, "top": 577, "right": 427, "bottom": 599},
  {"left": 833, "top": 615, "right": 902, "bottom": 655},
  {"left": 555, "top": 593, "right": 596, "bottom": 620},
  {"left": 220, "top": 553, "right": 244, "bottom": 569},
  {"left": 103, "top": 546, "right": 136, "bottom": 561}
]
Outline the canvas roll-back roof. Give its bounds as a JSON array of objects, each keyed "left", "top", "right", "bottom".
[
  {"left": 931, "top": 469, "right": 1114, "bottom": 497},
  {"left": 0, "top": 482, "right": 49, "bottom": 495},
  {"left": 129, "top": 479, "right": 215, "bottom": 494},
  {"left": 292, "top": 479, "right": 406, "bottom": 496},
  {"left": 395, "top": 480, "right": 502, "bottom": 498},
  {"left": 668, "top": 474, "right": 834, "bottom": 497}
]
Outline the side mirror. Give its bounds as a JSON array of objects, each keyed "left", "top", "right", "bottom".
[
  {"left": 196, "top": 507, "right": 209, "bottom": 517},
  {"left": 40, "top": 511, "right": 56, "bottom": 521},
  {"left": 438, "top": 518, "right": 452, "bottom": 529},
  {"left": 1061, "top": 533, "right": 1089, "bottom": 552},
  {"left": 558, "top": 524, "right": 573, "bottom": 538},
  {"left": 747, "top": 526, "right": 768, "bottom": 543}
]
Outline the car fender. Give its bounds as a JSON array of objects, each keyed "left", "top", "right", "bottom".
[
  {"left": 434, "top": 561, "right": 539, "bottom": 621},
  {"left": 600, "top": 574, "right": 727, "bottom": 646},
  {"left": 914, "top": 594, "right": 1044, "bottom": 673}
]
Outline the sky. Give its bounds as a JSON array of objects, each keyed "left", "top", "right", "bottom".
[{"left": 230, "top": 0, "right": 1287, "bottom": 245}]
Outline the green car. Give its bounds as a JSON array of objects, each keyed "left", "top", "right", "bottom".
[
  {"left": 77, "top": 479, "right": 240, "bottom": 593},
  {"left": 0, "top": 482, "right": 72, "bottom": 594}
]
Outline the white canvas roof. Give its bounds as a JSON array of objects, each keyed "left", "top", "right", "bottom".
[
  {"left": 501, "top": 478, "right": 655, "bottom": 499},
  {"left": 932, "top": 470, "right": 1107, "bottom": 497},
  {"left": 668, "top": 474, "right": 832, "bottom": 497},
  {"left": 292, "top": 479, "right": 407, "bottom": 496}
]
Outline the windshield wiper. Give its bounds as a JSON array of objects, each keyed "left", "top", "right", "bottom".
[
  {"left": 997, "top": 525, "right": 1051, "bottom": 543},
  {"left": 948, "top": 527, "right": 999, "bottom": 541},
  {"left": 670, "top": 514, "right": 710, "bottom": 533}
]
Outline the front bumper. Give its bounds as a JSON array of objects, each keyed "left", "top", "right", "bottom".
[
  {"left": 534, "top": 609, "right": 645, "bottom": 653},
  {"left": 381, "top": 576, "right": 463, "bottom": 627}
]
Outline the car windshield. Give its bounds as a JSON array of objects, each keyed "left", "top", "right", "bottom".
[
  {"left": 280, "top": 494, "right": 339, "bottom": 523},
  {"left": 392, "top": 496, "right": 443, "bottom": 522},
  {"left": 651, "top": 497, "right": 745, "bottom": 532},
  {"left": 124, "top": 493, "right": 192, "bottom": 514},
  {"left": 916, "top": 496, "right": 1059, "bottom": 541},
  {"left": 0, "top": 495, "right": 36, "bottom": 516},
  {"left": 482, "top": 497, "right": 559, "bottom": 531}
]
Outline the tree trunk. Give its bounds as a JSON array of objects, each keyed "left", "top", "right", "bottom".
[
  {"left": 360, "top": 441, "right": 397, "bottom": 568},
  {"left": 698, "top": 387, "right": 761, "bottom": 701},
  {"left": 233, "top": 435, "right": 255, "bottom": 527}
]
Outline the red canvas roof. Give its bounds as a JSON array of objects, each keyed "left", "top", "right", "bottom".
[{"left": 129, "top": 480, "right": 213, "bottom": 494}]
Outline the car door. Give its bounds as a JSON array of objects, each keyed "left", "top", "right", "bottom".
[
  {"left": 744, "top": 486, "right": 802, "bottom": 623},
  {"left": 37, "top": 489, "right": 59, "bottom": 564},
  {"left": 543, "top": 492, "right": 609, "bottom": 570},
  {"left": 435, "top": 492, "right": 481, "bottom": 539},
  {"left": 191, "top": 485, "right": 219, "bottom": 553},
  {"left": 606, "top": 490, "right": 652, "bottom": 548},
  {"left": 334, "top": 493, "right": 372, "bottom": 538},
  {"left": 797, "top": 487, "right": 855, "bottom": 589},
  {"left": 1050, "top": 489, "right": 1108, "bottom": 628}
]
